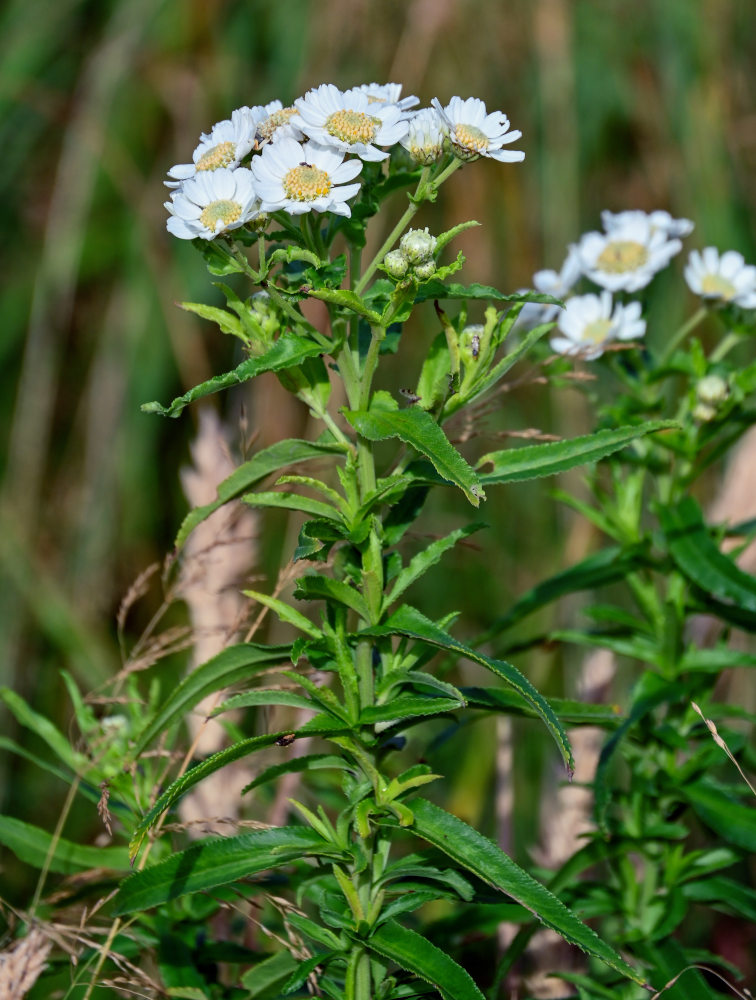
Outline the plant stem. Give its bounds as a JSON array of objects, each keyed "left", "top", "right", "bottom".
[
  {"left": 709, "top": 329, "right": 741, "bottom": 362},
  {"left": 659, "top": 305, "right": 707, "bottom": 363},
  {"left": 29, "top": 773, "right": 81, "bottom": 918}
]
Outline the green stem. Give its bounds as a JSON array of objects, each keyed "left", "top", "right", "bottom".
[
  {"left": 29, "top": 773, "right": 81, "bottom": 918},
  {"left": 659, "top": 305, "right": 707, "bottom": 363},
  {"left": 346, "top": 947, "right": 371, "bottom": 1000},
  {"left": 709, "top": 329, "right": 741, "bottom": 363},
  {"left": 359, "top": 327, "right": 386, "bottom": 411}
]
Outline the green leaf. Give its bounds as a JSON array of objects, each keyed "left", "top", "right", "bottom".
[
  {"left": 411, "top": 799, "right": 646, "bottom": 986},
  {"left": 294, "top": 574, "right": 371, "bottom": 621},
  {"left": 115, "top": 827, "right": 339, "bottom": 914},
  {"left": 0, "top": 688, "right": 83, "bottom": 771},
  {"left": 142, "top": 333, "right": 325, "bottom": 418},
  {"left": 684, "top": 779, "right": 756, "bottom": 851},
  {"left": 212, "top": 689, "right": 317, "bottom": 715},
  {"left": 241, "top": 950, "right": 299, "bottom": 998},
  {"left": 178, "top": 301, "right": 243, "bottom": 338},
  {"left": 363, "top": 606, "right": 573, "bottom": 773},
  {"left": 243, "top": 489, "right": 344, "bottom": 522},
  {"left": 243, "top": 589, "right": 322, "bottom": 639},
  {"left": 683, "top": 875, "right": 756, "bottom": 921},
  {"left": 242, "top": 754, "right": 352, "bottom": 794},
  {"left": 359, "top": 695, "right": 463, "bottom": 726},
  {"left": 343, "top": 396, "right": 484, "bottom": 507},
  {"left": 479, "top": 422, "right": 678, "bottom": 484},
  {"left": 414, "top": 282, "right": 549, "bottom": 304},
  {"left": 129, "top": 718, "right": 351, "bottom": 859},
  {"left": 462, "top": 687, "right": 622, "bottom": 727},
  {"left": 133, "top": 643, "right": 292, "bottom": 756},
  {"left": 660, "top": 496, "right": 756, "bottom": 611},
  {"left": 0, "top": 815, "right": 130, "bottom": 873},
  {"left": 366, "top": 919, "right": 485, "bottom": 1000},
  {"left": 175, "top": 438, "right": 346, "bottom": 549},
  {"left": 303, "top": 286, "right": 381, "bottom": 324},
  {"left": 384, "top": 524, "right": 484, "bottom": 609}
]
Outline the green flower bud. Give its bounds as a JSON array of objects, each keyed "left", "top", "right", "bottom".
[
  {"left": 696, "top": 374, "right": 729, "bottom": 406},
  {"left": 413, "top": 259, "right": 437, "bottom": 281},
  {"left": 383, "top": 249, "right": 410, "bottom": 279},
  {"left": 693, "top": 402, "right": 717, "bottom": 423},
  {"left": 399, "top": 227, "right": 437, "bottom": 265}
]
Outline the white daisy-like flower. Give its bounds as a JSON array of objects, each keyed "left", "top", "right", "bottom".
[
  {"left": 575, "top": 215, "right": 682, "bottom": 293},
  {"left": 292, "top": 84, "right": 408, "bottom": 162},
  {"left": 354, "top": 82, "right": 420, "bottom": 112},
  {"left": 430, "top": 96, "right": 524, "bottom": 163},
  {"left": 399, "top": 107, "right": 448, "bottom": 165},
  {"left": 165, "top": 167, "right": 260, "bottom": 240},
  {"left": 251, "top": 137, "right": 362, "bottom": 217},
  {"left": 684, "top": 248, "right": 756, "bottom": 309},
  {"left": 516, "top": 247, "right": 582, "bottom": 329},
  {"left": 253, "top": 99, "right": 304, "bottom": 144},
  {"left": 550, "top": 291, "right": 646, "bottom": 360},
  {"left": 165, "top": 107, "right": 261, "bottom": 188},
  {"left": 601, "top": 209, "right": 694, "bottom": 239}
]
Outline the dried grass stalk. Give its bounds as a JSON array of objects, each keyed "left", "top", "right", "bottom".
[{"left": 0, "top": 928, "right": 52, "bottom": 1000}]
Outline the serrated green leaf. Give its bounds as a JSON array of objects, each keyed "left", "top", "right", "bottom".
[
  {"left": 242, "top": 754, "right": 352, "bottom": 794},
  {"left": 294, "top": 574, "right": 371, "bottom": 621},
  {"left": 142, "top": 333, "right": 324, "bottom": 418},
  {"left": 414, "top": 282, "right": 552, "bottom": 304},
  {"left": 367, "top": 919, "right": 484, "bottom": 1000},
  {"left": 179, "top": 301, "right": 243, "bottom": 338},
  {"left": 115, "top": 827, "right": 339, "bottom": 914},
  {"left": 384, "top": 524, "right": 484, "bottom": 609},
  {"left": 241, "top": 949, "right": 300, "bottom": 998},
  {"left": 343, "top": 398, "right": 483, "bottom": 507},
  {"left": 462, "top": 687, "right": 622, "bottom": 727},
  {"left": 212, "top": 688, "right": 317, "bottom": 715},
  {"left": 243, "top": 589, "right": 322, "bottom": 639},
  {"left": 684, "top": 779, "right": 756, "bottom": 851},
  {"left": 0, "top": 815, "right": 129, "bottom": 873},
  {"left": 479, "top": 422, "right": 678, "bottom": 484},
  {"left": 359, "top": 695, "right": 463, "bottom": 726},
  {"left": 243, "top": 489, "right": 344, "bottom": 522},
  {"left": 660, "top": 496, "right": 756, "bottom": 612},
  {"left": 411, "top": 799, "right": 646, "bottom": 986},
  {"left": 175, "top": 438, "right": 346, "bottom": 549},
  {"left": 0, "top": 688, "right": 83, "bottom": 771},
  {"left": 303, "top": 286, "right": 381, "bottom": 324},
  {"left": 133, "top": 643, "right": 292, "bottom": 756},
  {"left": 363, "top": 606, "right": 573, "bottom": 773}
]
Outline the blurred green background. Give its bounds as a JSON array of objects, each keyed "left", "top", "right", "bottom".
[{"left": 1, "top": 0, "right": 755, "bottom": 903}]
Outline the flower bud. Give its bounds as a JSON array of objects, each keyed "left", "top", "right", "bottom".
[
  {"left": 399, "top": 227, "right": 437, "bottom": 265},
  {"left": 383, "top": 249, "right": 409, "bottom": 279},
  {"left": 413, "top": 259, "right": 437, "bottom": 281},
  {"left": 250, "top": 290, "right": 279, "bottom": 339},
  {"left": 693, "top": 402, "right": 717, "bottom": 423},
  {"left": 696, "top": 374, "right": 729, "bottom": 406}
]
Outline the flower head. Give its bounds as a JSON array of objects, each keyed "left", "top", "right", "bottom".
[
  {"left": 165, "top": 167, "right": 260, "bottom": 240},
  {"left": 400, "top": 107, "right": 448, "bottom": 165},
  {"left": 602, "top": 209, "right": 694, "bottom": 240},
  {"left": 251, "top": 137, "right": 362, "bottom": 217},
  {"left": 166, "top": 107, "right": 261, "bottom": 188},
  {"left": 292, "top": 84, "right": 408, "bottom": 162},
  {"left": 253, "top": 99, "right": 304, "bottom": 144},
  {"left": 431, "top": 96, "right": 523, "bottom": 162},
  {"left": 550, "top": 291, "right": 645, "bottom": 360},
  {"left": 575, "top": 215, "right": 682, "bottom": 292},
  {"left": 684, "top": 248, "right": 756, "bottom": 309},
  {"left": 353, "top": 82, "right": 419, "bottom": 112},
  {"left": 399, "top": 227, "right": 437, "bottom": 264}
]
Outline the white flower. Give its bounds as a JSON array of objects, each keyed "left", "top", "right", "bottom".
[
  {"left": 253, "top": 99, "right": 304, "bottom": 144},
  {"left": 601, "top": 209, "right": 694, "bottom": 239},
  {"left": 517, "top": 247, "right": 582, "bottom": 328},
  {"left": 166, "top": 107, "right": 261, "bottom": 188},
  {"left": 251, "top": 137, "right": 362, "bottom": 217},
  {"left": 353, "top": 82, "right": 419, "bottom": 112},
  {"left": 400, "top": 107, "right": 448, "bottom": 165},
  {"left": 292, "top": 84, "right": 408, "bottom": 162},
  {"left": 684, "top": 248, "right": 756, "bottom": 309},
  {"left": 430, "top": 96, "right": 524, "bottom": 162},
  {"left": 165, "top": 167, "right": 260, "bottom": 240},
  {"left": 575, "top": 215, "right": 682, "bottom": 292},
  {"left": 550, "top": 291, "right": 645, "bottom": 360}
]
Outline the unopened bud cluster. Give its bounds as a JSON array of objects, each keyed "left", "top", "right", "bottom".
[
  {"left": 693, "top": 374, "right": 729, "bottom": 422},
  {"left": 383, "top": 227, "right": 438, "bottom": 282}
]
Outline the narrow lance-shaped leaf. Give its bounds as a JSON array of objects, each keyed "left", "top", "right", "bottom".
[
  {"left": 366, "top": 919, "right": 485, "bottom": 1000},
  {"left": 411, "top": 799, "right": 647, "bottom": 987},
  {"left": 175, "top": 438, "right": 347, "bottom": 549},
  {"left": 242, "top": 753, "right": 352, "bottom": 794},
  {"left": 0, "top": 815, "right": 130, "bottom": 874},
  {"left": 242, "top": 490, "right": 345, "bottom": 522},
  {"left": 344, "top": 394, "right": 484, "bottom": 507},
  {"left": 133, "top": 643, "right": 293, "bottom": 756},
  {"left": 0, "top": 688, "right": 84, "bottom": 772},
  {"left": 479, "top": 421, "right": 678, "bottom": 485},
  {"left": 363, "top": 605, "right": 573, "bottom": 774},
  {"left": 142, "top": 333, "right": 325, "bottom": 418},
  {"left": 384, "top": 523, "right": 484, "bottom": 609}
]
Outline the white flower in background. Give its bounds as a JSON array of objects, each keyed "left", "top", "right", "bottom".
[
  {"left": 293, "top": 84, "right": 408, "bottom": 162},
  {"left": 550, "top": 291, "right": 646, "bottom": 360},
  {"left": 254, "top": 99, "right": 304, "bottom": 144},
  {"left": 400, "top": 107, "right": 448, "bottom": 165},
  {"left": 576, "top": 215, "right": 682, "bottom": 292},
  {"left": 684, "top": 247, "right": 756, "bottom": 309},
  {"left": 602, "top": 209, "right": 694, "bottom": 239},
  {"left": 251, "top": 137, "right": 362, "bottom": 217},
  {"left": 430, "top": 96, "right": 524, "bottom": 162},
  {"left": 517, "top": 247, "right": 582, "bottom": 328},
  {"left": 166, "top": 107, "right": 261, "bottom": 188},
  {"left": 354, "top": 82, "right": 420, "bottom": 112},
  {"left": 165, "top": 167, "right": 260, "bottom": 239}
]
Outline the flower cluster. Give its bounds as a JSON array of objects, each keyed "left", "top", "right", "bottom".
[
  {"left": 516, "top": 209, "right": 756, "bottom": 360},
  {"left": 164, "top": 85, "right": 524, "bottom": 239}
]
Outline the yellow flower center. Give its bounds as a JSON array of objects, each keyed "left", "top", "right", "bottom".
[
  {"left": 199, "top": 198, "right": 242, "bottom": 231},
  {"left": 596, "top": 240, "right": 649, "bottom": 274},
  {"left": 283, "top": 163, "right": 332, "bottom": 202},
  {"left": 196, "top": 141, "right": 237, "bottom": 171},
  {"left": 700, "top": 273, "right": 736, "bottom": 300},
  {"left": 583, "top": 319, "right": 613, "bottom": 345},
  {"left": 326, "top": 109, "right": 378, "bottom": 145},
  {"left": 258, "top": 107, "right": 297, "bottom": 142},
  {"left": 452, "top": 123, "right": 489, "bottom": 160}
]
